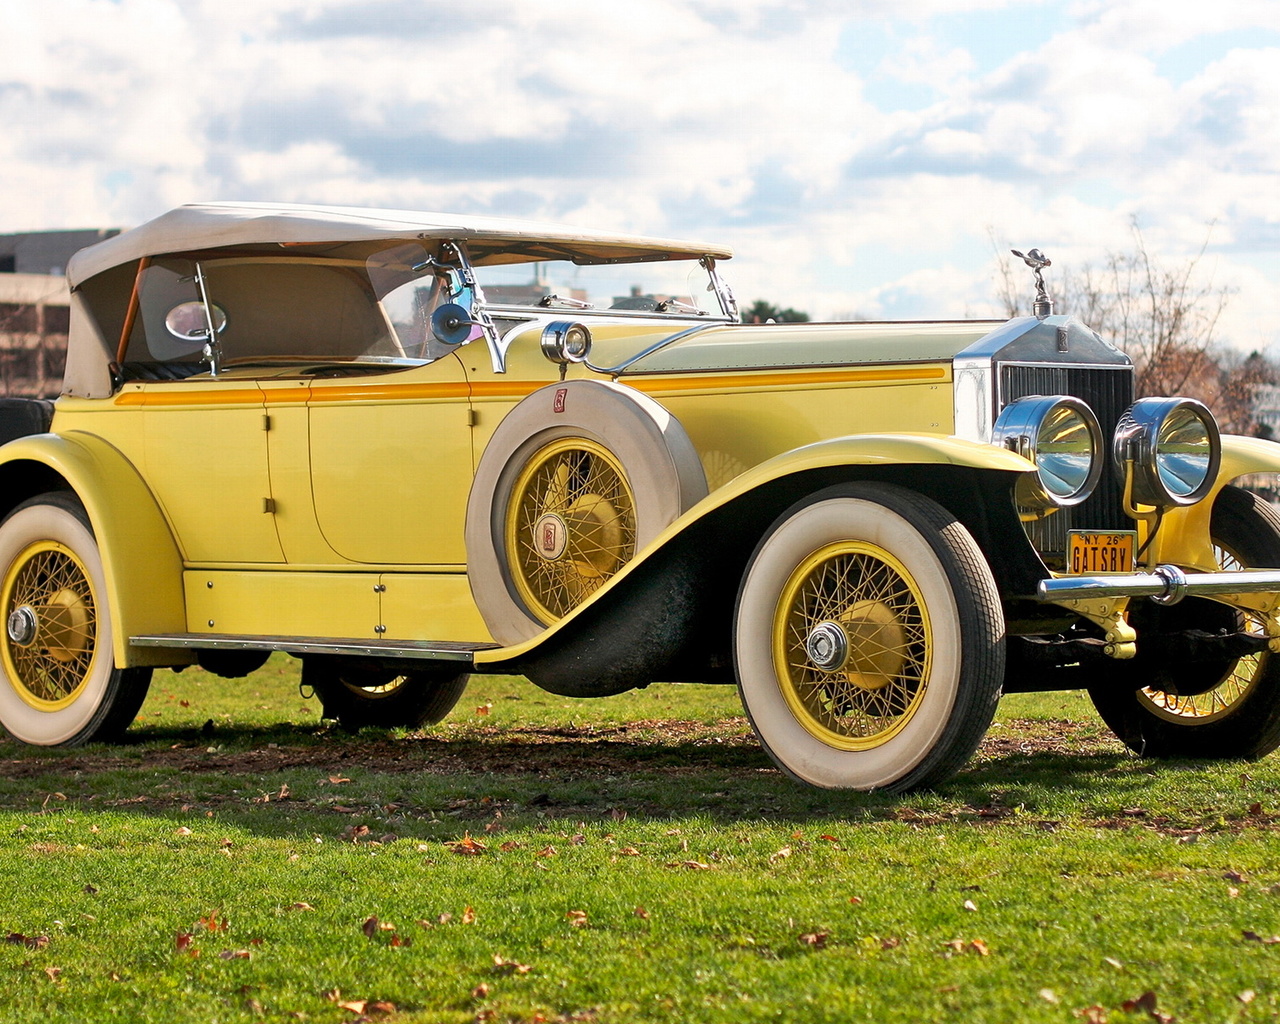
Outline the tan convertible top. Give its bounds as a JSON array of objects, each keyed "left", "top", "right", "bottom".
[{"left": 66, "top": 202, "right": 733, "bottom": 288}]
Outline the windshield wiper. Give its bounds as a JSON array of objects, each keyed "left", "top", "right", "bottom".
[
  {"left": 655, "top": 298, "right": 706, "bottom": 315},
  {"left": 537, "top": 294, "right": 594, "bottom": 310}
]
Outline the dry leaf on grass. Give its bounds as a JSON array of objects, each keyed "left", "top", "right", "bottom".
[
  {"left": 566, "top": 909, "right": 589, "bottom": 928},
  {"left": 445, "top": 833, "right": 487, "bottom": 856},
  {"left": 492, "top": 954, "right": 532, "bottom": 975},
  {"left": 799, "top": 932, "right": 829, "bottom": 948}
]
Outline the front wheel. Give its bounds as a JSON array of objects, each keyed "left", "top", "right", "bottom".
[
  {"left": 1088, "top": 485, "right": 1280, "bottom": 759},
  {"left": 734, "top": 483, "right": 1006, "bottom": 792},
  {"left": 0, "top": 492, "right": 151, "bottom": 746},
  {"left": 305, "top": 661, "right": 470, "bottom": 731}
]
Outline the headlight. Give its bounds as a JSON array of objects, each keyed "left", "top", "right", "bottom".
[
  {"left": 992, "top": 395, "right": 1103, "bottom": 508},
  {"left": 1112, "top": 397, "right": 1220, "bottom": 508},
  {"left": 540, "top": 321, "right": 592, "bottom": 365}
]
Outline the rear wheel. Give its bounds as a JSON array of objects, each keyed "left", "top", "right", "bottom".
[
  {"left": 1088, "top": 485, "right": 1280, "bottom": 758},
  {"left": 0, "top": 492, "right": 151, "bottom": 746},
  {"left": 734, "top": 483, "right": 1005, "bottom": 791},
  {"left": 305, "top": 661, "right": 469, "bottom": 731}
]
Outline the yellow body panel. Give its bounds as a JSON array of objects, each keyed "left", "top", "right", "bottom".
[
  {"left": 379, "top": 573, "right": 493, "bottom": 642},
  {"left": 118, "top": 380, "right": 284, "bottom": 563},
  {"left": 0, "top": 431, "right": 188, "bottom": 667},
  {"left": 185, "top": 571, "right": 379, "bottom": 637},
  {"left": 306, "top": 353, "right": 473, "bottom": 565}
]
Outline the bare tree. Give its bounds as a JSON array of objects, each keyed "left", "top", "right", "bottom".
[{"left": 994, "top": 223, "right": 1276, "bottom": 433}]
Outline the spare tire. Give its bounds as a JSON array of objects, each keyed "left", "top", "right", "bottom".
[{"left": 466, "top": 380, "right": 708, "bottom": 644}]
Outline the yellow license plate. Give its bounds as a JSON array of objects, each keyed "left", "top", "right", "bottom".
[{"left": 1067, "top": 531, "right": 1137, "bottom": 574}]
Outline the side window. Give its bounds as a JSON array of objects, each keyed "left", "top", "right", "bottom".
[{"left": 121, "top": 256, "right": 407, "bottom": 376}]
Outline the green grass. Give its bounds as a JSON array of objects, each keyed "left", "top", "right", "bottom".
[{"left": 3, "top": 659, "right": 1280, "bottom": 1022}]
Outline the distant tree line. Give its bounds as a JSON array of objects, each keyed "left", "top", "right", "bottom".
[{"left": 741, "top": 300, "right": 810, "bottom": 324}]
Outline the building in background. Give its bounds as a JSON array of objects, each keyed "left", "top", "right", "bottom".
[{"left": 0, "top": 229, "right": 119, "bottom": 397}]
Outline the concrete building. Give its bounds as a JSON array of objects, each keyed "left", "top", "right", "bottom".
[{"left": 0, "top": 229, "right": 120, "bottom": 397}]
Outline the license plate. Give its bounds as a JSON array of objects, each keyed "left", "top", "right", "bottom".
[{"left": 1067, "top": 531, "right": 1137, "bottom": 574}]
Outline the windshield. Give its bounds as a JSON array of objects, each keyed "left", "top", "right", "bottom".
[{"left": 473, "top": 258, "right": 733, "bottom": 318}]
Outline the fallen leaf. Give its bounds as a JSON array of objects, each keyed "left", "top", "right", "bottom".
[
  {"left": 1224, "top": 870, "right": 1246, "bottom": 883},
  {"left": 1104, "top": 956, "right": 1123, "bottom": 969},
  {"left": 1120, "top": 991, "right": 1158, "bottom": 1014},
  {"left": 336, "top": 999, "right": 366, "bottom": 1014},
  {"left": 498, "top": 840, "right": 523, "bottom": 852},
  {"left": 200, "top": 912, "right": 229, "bottom": 933},
  {"left": 566, "top": 909, "right": 589, "bottom": 928},
  {"left": 879, "top": 937, "right": 899, "bottom": 950},
  {"left": 1039, "top": 989, "right": 1060, "bottom": 1004},
  {"left": 1077, "top": 1004, "right": 1108, "bottom": 1023},
  {"left": 328, "top": 776, "right": 351, "bottom": 785},
  {"left": 769, "top": 846, "right": 792, "bottom": 864},
  {"left": 492, "top": 954, "right": 532, "bottom": 975},
  {"left": 218, "top": 950, "right": 251, "bottom": 960},
  {"left": 1242, "top": 930, "right": 1280, "bottom": 944},
  {"left": 799, "top": 932, "right": 829, "bottom": 948},
  {"left": 1249, "top": 802, "right": 1263, "bottom": 816},
  {"left": 475, "top": 702, "right": 492, "bottom": 716},
  {"left": 969, "top": 939, "right": 990, "bottom": 956},
  {"left": 461, "top": 906, "right": 476, "bottom": 925},
  {"left": 445, "top": 832, "right": 487, "bottom": 856},
  {"left": 963, "top": 900, "right": 978, "bottom": 912},
  {"left": 619, "top": 846, "right": 641, "bottom": 856},
  {"left": 535, "top": 845, "right": 557, "bottom": 858},
  {"left": 634, "top": 906, "right": 650, "bottom": 920},
  {"left": 389, "top": 934, "right": 410, "bottom": 947},
  {"left": 287, "top": 902, "right": 314, "bottom": 912},
  {"left": 1228, "top": 887, "right": 1241, "bottom": 898},
  {"left": 849, "top": 896, "right": 863, "bottom": 905},
  {"left": 1239, "top": 990, "right": 1256, "bottom": 1005},
  {"left": 43, "top": 966, "right": 61, "bottom": 981},
  {"left": 362, "top": 915, "right": 381, "bottom": 939},
  {"left": 83, "top": 884, "right": 99, "bottom": 894},
  {"left": 472, "top": 983, "right": 491, "bottom": 999},
  {"left": 175, "top": 827, "right": 193, "bottom": 836},
  {"left": 677, "top": 860, "right": 712, "bottom": 870},
  {"left": 6, "top": 933, "right": 50, "bottom": 950}
]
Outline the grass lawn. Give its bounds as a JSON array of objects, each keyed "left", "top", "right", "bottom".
[{"left": 2, "top": 657, "right": 1279, "bottom": 1023}]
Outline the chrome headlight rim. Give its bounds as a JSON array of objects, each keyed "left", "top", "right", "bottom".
[
  {"left": 991, "top": 394, "right": 1104, "bottom": 509},
  {"left": 540, "top": 321, "right": 593, "bottom": 365},
  {"left": 1112, "top": 397, "right": 1221, "bottom": 508}
]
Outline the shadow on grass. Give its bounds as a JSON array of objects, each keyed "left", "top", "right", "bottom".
[{"left": 0, "top": 713, "right": 1185, "bottom": 842}]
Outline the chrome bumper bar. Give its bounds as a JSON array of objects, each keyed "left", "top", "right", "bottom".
[{"left": 1037, "top": 565, "right": 1280, "bottom": 606}]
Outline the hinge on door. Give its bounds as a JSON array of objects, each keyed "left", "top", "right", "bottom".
[
  {"left": 262, "top": 497, "right": 276, "bottom": 514},
  {"left": 465, "top": 408, "right": 477, "bottom": 427},
  {"left": 262, "top": 413, "right": 272, "bottom": 431}
]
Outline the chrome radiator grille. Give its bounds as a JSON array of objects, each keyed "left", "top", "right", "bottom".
[{"left": 999, "top": 363, "right": 1135, "bottom": 563}]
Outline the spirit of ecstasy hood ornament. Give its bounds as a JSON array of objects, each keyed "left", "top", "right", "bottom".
[{"left": 1011, "top": 248, "right": 1053, "bottom": 320}]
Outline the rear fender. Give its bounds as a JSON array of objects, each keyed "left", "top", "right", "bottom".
[{"left": 0, "top": 431, "right": 188, "bottom": 667}]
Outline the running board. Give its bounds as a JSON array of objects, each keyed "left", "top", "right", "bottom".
[{"left": 130, "top": 633, "right": 499, "bottom": 663}]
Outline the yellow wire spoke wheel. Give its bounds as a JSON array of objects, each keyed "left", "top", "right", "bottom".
[
  {"left": 505, "top": 437, "right": 637, "bottom": 624},
  {"left": 0, "top": 540, "right": 98, "bottom": 711},
  {"left": 1136, "top": 539, "right": 1260, "bottom": 724},
  {"left": 773, "top": 541, "right": 932, "bottom": 750},
  {"left": 735, "top": 484, "right": 1004, "bottom": 792}
]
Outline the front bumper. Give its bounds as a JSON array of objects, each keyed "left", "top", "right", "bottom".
[{"left": 1037, "top": 565, "right": 1280, "bottom": 606}]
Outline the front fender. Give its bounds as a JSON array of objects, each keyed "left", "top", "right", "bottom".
[
  {"left": 1149, "top": 435, "right": 1280, "bottom": 570},
  {"left": 0, "top": 431, "right": 187, "bottom": 667},
  {"left": 475, "top": 432, "right": 1034, "bottom": 677}
]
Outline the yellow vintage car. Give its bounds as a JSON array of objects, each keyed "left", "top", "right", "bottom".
[{"left": 2, "top": 202, "right": 1280, "bottom": 792}]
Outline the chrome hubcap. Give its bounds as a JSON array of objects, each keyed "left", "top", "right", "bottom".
[
  {"left": 804, "top": 620, "right": 849, "bottom": 672},
  {"left": 7, "top": 605, "right": 37, "bottom": 646}
]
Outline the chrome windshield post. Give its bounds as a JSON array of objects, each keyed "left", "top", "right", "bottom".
[
  {"left": 702, "top": 256, "right": 739, "bottom": 321},
  {"left": 442, "top": 241, "right": 506, "bottom": 373},
  {"left": 193, "top": 261, "right": 223, "bottom": 377}
]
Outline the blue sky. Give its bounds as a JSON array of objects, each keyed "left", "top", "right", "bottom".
[{"left": 3, "top": 0, "right": 1280, "bottom": 350}]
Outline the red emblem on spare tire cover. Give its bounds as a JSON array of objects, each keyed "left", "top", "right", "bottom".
[{"left": 553, "top": 388, "right": 567, "bottom": 413}]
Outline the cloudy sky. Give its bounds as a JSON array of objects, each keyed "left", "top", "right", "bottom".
[{"left": 4, "top": 0, "right": 1280, "bottom": 349}]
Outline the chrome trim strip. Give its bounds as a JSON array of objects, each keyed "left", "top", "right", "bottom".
[
  {"left": 587, "top": 323, "right": 719, "bottom": 375},
  {"left": 1036, "top": 567, "right": 1280, "bottom": 604},
  {"left": 131, "top": 633, "right": 498, "bottom": 661}
]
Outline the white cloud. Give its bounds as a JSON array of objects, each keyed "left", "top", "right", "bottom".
[{"left": 1, "top": 0, "right": 1279, "bottom": 350}]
